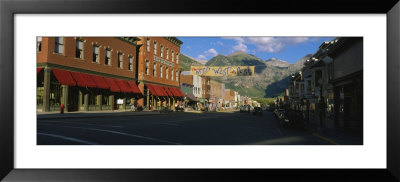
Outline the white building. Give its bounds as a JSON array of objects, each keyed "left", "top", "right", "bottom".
[{"left": 193, "top": 74, "right": 202, "bottom": 99}]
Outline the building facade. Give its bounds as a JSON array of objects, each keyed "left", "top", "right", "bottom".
[
  {"left": 37, "top": 37, "right": 142, "bottom": 112},
  {"left": 136, "top": 37, "right": 184, "bottom": 110}
]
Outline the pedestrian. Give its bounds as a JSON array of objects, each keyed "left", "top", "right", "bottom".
[
  {"left": 130, "top": 102, "right": 135, "bottom": 111},
  {"left": 60, "top": 103, "right": 64, "bottom": 114}
]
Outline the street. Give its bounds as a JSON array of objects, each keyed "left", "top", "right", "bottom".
[{"left": 37, "top": 111, "right": 329, "bottom": 145}]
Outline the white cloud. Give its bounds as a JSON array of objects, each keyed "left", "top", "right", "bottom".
[
  {"left": 217, "top": 41, "right": 224, "bottom": 46},
  {"left": 205, "top": 48, "right": 218, "bottom": 57},
  {"left": 225, "top": 37, "right": 310, "bottom": 53},
  {"left": 197, "top": 55, "right": 207, "bottom": 60},
  {"left": 233, "top": 42, "right": 248, "bottom": 52}
]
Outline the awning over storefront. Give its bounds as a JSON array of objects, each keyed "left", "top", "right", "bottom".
[
  {"left": 127, "top": 81, "right": 142, "bottom": 94},
  {"left": 91, "top": 75, "right": 109, "bottom": 89},
  {"left": 172, "top": 87, "right": 185, "bottom": 97},
  {"left": 104, "top": 77, "right": 121, "bottom": 92},
  {"left": 152, "top": 85, "right": 167, "bottom": 97},
  {"left": 80, "top": 72, "right": 97, "bottom": 88},
  {"left": 185, "top": 93, "right": 197, "bottom": 101},
  {"left": 162, "top": 86, "right": 173, "bottom": 97},
  {"left": 70, "top": 72, "right": 87, "bottom": 87},
  {"left": 115, "top": 79, "right": 131, "bottom": 93},
  {"left": 145, "top": 84, "right": 158, "bottom": 96},
  {"left": 37, "top": 68, "right": 43, "bottom": 74},
  {"left": 51, "top": 68, "right": 76, "bottom": 86}
]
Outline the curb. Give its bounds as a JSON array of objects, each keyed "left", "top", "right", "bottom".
[{"left": 312, "top": 133, "right": 340, "bottom": 145}]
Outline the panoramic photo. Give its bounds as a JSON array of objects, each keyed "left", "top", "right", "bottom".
[{"left": 36, "top": 36, "right": 363, "bottom": 145}]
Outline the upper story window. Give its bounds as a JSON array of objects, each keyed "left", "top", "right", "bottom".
[
  {"left": 146, "top": 38, "right": 150, "bottom": 52},
  {"left": 171, "top": 69, "right": 174, "bottom": 81},
  {"left": 176, "top": 71, "right": 178, "bottom": 81},
  {"left": 153, "top": 41, "right": 157, "bottom": 55},
  {"left": 160, "top": 65, "right": 163, "bottom": 78},
  {"left": 36, "top": 37, "right": 42, "bottom": 52},
  {"left": 176, "top": 53, "right": 179, "bottom": 64},
  {"left": 93, "top": 45, "right": 99, "bottom": 63},
  {"left": 166, "top": 67, "right": 169, "bottom": 79},
  {"left": 105, "top": 49, "right": 111, "bottom": 66},
  {"left": 128, "top": 56, "right": 133, "bottom": 71},
  {"left": 118, "top": 52, "right": 123, "bottom": 69},
  {"left": 145, "top": 60, "right": 150, "bottom": 75},
  {"left": 160, "top": 45, "right": 164, "bottom": 57},
  {"left": 166, "top": 48, "right": 169, "bottom": 60},
  {"left": 171, "top": 51, "right": 174, "bottom": 62},
  {"left": 75, "top": 39, "right": 84, "bottom": 59},
  {"left": 54, "top": 37, "right": 64, "bottom": 54},
  {"left": 153, "top": 63, "right": 157, "bottom": 77}
]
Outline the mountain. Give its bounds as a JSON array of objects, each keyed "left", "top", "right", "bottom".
[
  {"left": 206, "top": 51, "right": 267, "bottom": 73},
  {"left": 181, "top": 51, "right": 310, "bottom": 98},
  {"left": 265, "top": 58, "right": 291, "bottom": 68},
  {"left": 288, "top": 54, "right": 312, "bottom": 72},
  {"left": 179, "top": 54, "right": 204, "bottom": 71}
]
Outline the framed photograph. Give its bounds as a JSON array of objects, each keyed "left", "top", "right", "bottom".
[{"left": 1, "top": 0, "right": 399, "bottom": 181}]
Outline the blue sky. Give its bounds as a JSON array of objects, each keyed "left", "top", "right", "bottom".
[{"left": 177, "top": 37, "right": 336, "bottom": 64}]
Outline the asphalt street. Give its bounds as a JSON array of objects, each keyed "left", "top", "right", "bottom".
[{"left": 37, "top": 111, "right": 329, "bottom": 145}]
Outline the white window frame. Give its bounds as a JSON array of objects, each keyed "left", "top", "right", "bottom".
[
  {"left": 146, "top": 38, "right": 150, "bottom": 52},
  {"left": 118, "top": 52, "right": 123, "bottom": 69},
  {"left": 160, "top": 65, "right": 163, "bottom": 78},
  {"left": 54, "top": 37, "right": 64, "bottom": 54}
]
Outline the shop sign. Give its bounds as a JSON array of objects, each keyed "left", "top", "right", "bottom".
[{"left": 117, "top": 99, "right": 124, "bottom": 104}]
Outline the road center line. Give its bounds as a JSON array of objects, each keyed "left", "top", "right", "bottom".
[
  {"left": 38, "top": 124, "right": 182, "bottom": 145},
  {"left": 37, "top": 132, "right": 98, "bottom": 145}
]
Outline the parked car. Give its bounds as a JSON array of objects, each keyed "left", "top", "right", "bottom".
[
  {"left": 252, "top": 107, "right": 263, "bottom": 116},
  {"left": 240, "top": 105, "right": 251, "bottom": 113}
]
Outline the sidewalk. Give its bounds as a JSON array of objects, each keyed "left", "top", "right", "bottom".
[
  {"left": 310, "top": 127, "right": 363, "bottom": 145},
  {"left": 37, "top": 110, "right": 164, "bottom": 120}
]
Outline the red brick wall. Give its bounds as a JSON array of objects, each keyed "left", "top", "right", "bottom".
[
  {"left": 137, "top": 37, "right": 180, "bottom": 87},
  {"left": 37, "top": 37, "right": 137, "bottom": 79}
]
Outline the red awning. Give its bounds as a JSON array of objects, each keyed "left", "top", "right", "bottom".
[
  {"left": 80, "top": 73, "right": 97, "bottom": 88},
  {"left": 153, "top": 85, "right": 167, "bottom": 97},
  {"left": 127, "top": 81, "right": 142, "bottom": 94},
  {"left": 176, "top": 88, "right": 185, "bottom": 97},
  {"left": 166, "top": 87, "right": 178, "bottom": 97},
  {"left": 146, "top": 84, "right": 158, "bottom": 96},
  {"left": 104, "top": 78, "right": 121, "bottom": 92},
  {"left": 91, "top": 75, "right": 109, "bottom": 89},
  {"left": 70, "top": 72, "right": 87, "bottom": 87},
  {"left": 37, "top": 68, "right": 43, "bottom": 74},
  {"left": 115, "top": 79, "right": 131, "bottom": 93},
  {"left": 162, "top": 86, "right": 173, "bottom": 96},
  {"left": 172, "top": 87, "right": 184, "bottom": 97},
  {"left": 51, "top": 68, "right": 76, "bottom": 86}
]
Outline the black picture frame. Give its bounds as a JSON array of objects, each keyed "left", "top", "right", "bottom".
[{"left": 1, "top": 0, "right": 399, "bottom": 181}]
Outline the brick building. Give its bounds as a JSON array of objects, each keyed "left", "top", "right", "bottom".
[
  {"left": 209, "top": 80, "right": 222, "bottom": 110},
  {"left": 37, "top": 37, "right": 142, "bottom": 112},
  {"left": 136, "top": 37, "right": 184, "bottom": 110},
  {"left": 201, "top": 76, "right": 211, "bottom": 107}
]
